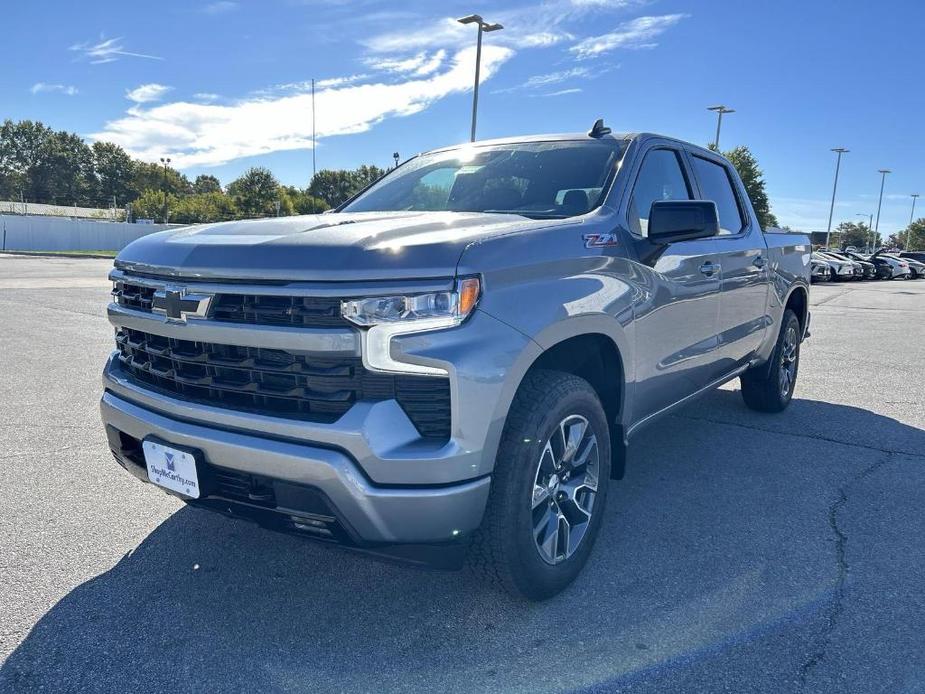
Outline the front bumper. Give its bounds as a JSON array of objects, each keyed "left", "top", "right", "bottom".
[
  {"left": 101, "top": 295, "right": 540, "bottom": 554},
  {"left": 101, "top": 390, "right": 490, "bottom": 550}
]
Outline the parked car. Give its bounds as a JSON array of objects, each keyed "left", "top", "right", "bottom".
[
  {"left": 842, "top": 250, "right": 892, "bottom": 279},
  {"left": 884, "top": 253, "right": 925, "bottom": 278},
  {"left": 899, "top": 251, "right": 925, "bottom": 264},
  {"left": 872, "top": 251, "right": 912, "bottom": 279},
  {"left": 101, "top": 124, "right": 811, "bottom": 600},
  {"left": 810, "top": 259, "right": 832, "bottom": 283},
  {"left": 823, "top": 250, "right": 877, "bottom": 279},
  {"left": 813, "top": 251, "right": 855, "bottom": 280}
]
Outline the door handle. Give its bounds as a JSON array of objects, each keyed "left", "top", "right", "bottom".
[
  {"left": 699, "top": 261, "right": 719, "bottom": 276},
  {"left": 753, "top": 255, "right": 768, "bottom": 269}
]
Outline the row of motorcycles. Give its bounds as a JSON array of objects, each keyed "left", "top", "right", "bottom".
[{"left": 810, "top": 248, "right": 924, "bottom": 282}]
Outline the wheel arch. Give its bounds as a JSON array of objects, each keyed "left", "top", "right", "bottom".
[
  {"left": 492, "top": 319, "right": 631, "bottom": 481},
  {"left": 784, "top": 283, "right": 809, "bottom": 336}
]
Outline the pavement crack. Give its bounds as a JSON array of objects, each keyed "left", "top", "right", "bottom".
[
  {"left": 798, "top": 452, "right": 893, "bottom": 686},
  {"left": 673, "top": 413, "right": 925, "bottom": 460}
]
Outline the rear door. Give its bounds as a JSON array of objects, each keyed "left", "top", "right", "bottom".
[
  {"left": 688, "top": 151, "right": 770, "bottom": 369},
  {"left": 625, "top": 144, "right": 723, "bottom": 423}
]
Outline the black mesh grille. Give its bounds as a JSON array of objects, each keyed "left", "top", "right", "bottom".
[
  {"left": 112, "top": 279, "right": 349, "bottom": 328},
  {"left": 114, "top": 327, "right": 451, "bottom": 439}
]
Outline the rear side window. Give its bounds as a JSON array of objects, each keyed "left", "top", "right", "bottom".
[
  {"left": 628, "top": 149, "right": 691, "bottom": 237},
  {"left": 691, "top": 156, "right": 745, "bottom": 235}
]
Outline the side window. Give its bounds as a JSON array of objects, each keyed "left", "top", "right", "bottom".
[
  {"left": 691, "top": 156, "right": 745, "bottom": 235},
  {"left": 628, "top": 149, "right": 691, "bottom": 237}
]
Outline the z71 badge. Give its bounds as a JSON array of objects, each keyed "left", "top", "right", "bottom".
[{"left": 583, "top": 233, "right": 619, "bottom": 248}]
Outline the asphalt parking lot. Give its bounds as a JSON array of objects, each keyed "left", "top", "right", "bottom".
[{"left": 1, "top": 254, "right": 923, "bottom": 693}]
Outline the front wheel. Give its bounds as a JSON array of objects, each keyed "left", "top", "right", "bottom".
[
  {"left": 468, "top": 370, "right": 611, "bottom": 601},
  {"left": 740, "top": 309, "right": 801, "bottom": 413}
]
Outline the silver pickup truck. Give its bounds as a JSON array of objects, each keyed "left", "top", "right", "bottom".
[{"left": 101, "top": 122, "right": 810, "bottom": 600}]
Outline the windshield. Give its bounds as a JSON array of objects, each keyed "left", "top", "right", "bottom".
[{"left": 341, "top": 140, "right": 624, "bottom": 219}]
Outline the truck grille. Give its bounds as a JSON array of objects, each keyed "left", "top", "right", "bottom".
[
  {"left": 114, "top": 327, "right": 451, "bottom": 439},
  {"left": 113, "top": 278, "right": 349, "bottom": 328}
]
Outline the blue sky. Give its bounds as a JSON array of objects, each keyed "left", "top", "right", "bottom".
[{"left": 5, "top": 0, "right": 925, "bottom": 234}]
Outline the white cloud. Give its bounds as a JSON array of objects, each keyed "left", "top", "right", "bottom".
[
  {"left": 368, "top": 50, "right": 447, "bottom": 76},
  {"left": 193, "top": 92, "right": 221, "bottom": 102},
  {"left": 30, "top": 82, "right": 78, "bottom": 96},
  {"left": 570, "top": 13, "right": 687, "bottom": 58},
  {"left": 538, "top": 88, "right": 583, "bottom": 97},
  {"left": 91, "top": 45, "right": 512, "bottom": 168},
  {"left": 126, "top": 83, "right": 173, "bottom": 103},
  {"left": 201, "top": 1, "right": 238, "bottom": 14},
  {"left": 493, "top": 65, "right": 617, "bottom": 94},
  {"left": 569, "top": 0, "right": 643, "bottom": 6},
  {"left": 70, "top": 36, "right": 163, "bottom": 64},
  {"left": 362, "top": 10, "right": 574, "bottom": 54}
]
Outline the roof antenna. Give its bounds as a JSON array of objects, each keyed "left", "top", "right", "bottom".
[{"left": 588, "top": 118, "right": 611, "bottom": 138}]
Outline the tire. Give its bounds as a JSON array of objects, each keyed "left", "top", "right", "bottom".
[
  {"left": 468, "top": 370, "right": 611, "bottom": 601},
  {"left": 740, "top": 309, "right": 801, "bottom": 413},
  {"left": 829, "top": 267, "right": 837, "bottom": 281}
]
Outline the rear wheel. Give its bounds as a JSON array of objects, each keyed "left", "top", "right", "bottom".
[
  {"left": 740, "top": 309, "right": 801, "bottom": 413},
  {"left": 469, "top": 370, "right": 611, "bottom": 601}
]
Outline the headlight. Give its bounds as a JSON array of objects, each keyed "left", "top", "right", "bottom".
[
  {"left": 341, "top": 277, "right": 481, "bottom": 376},
  {"left": 341, "top": 277, "right": 480, "bottom": 326}
]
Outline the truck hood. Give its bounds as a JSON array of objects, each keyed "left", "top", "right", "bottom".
[{"left": 115, "top": 211, "right": 573, "bottom": 282}]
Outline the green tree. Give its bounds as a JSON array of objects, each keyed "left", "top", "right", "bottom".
[
  {"left": 172, "top": 191, "right": 238, "bottom": 224},
  {"left": 307, "top": 169, "right": 358, "bottom": 208},
  {"left": 132, "top": 188, "right": 178, "bottom": 221},
  {"left": 352, "top": 164, "right": 386, "bottom": 191},
  {"left": 307, "top": 165, "right": 386, "bottom": 208},
  {"left": 226, "top": 167, "right": 280, "bottom": 217},
  {"left": 831, "top": 221, "right": 876, "bottom": 250},
  {"left": 0, "top": 120, "right": 97, "bottom": 204},
  {"left": 192, "top": 174, "right": 222, "bottom": 194},
  {"left": 898, "top": 218, "right": 925, "bottom": 251},
  {"left": 722, "top": 145, "right": 778, "bottom": 229},
  {"left": 279, "top": 185, "right": 329, "bottom": 214},
  {"left": 92, "top": 141, "right": 136, "bottom": 205},
  {"left": 132, "top": 160, "right": 191, "bottom": 198}
]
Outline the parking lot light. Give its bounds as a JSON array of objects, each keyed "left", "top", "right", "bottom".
[
  {"left": 707, "top": 105, "right": 735, "bottom": 150},
  {"left": 825, "top": 148, "right": 849, "bottom": 249},
  {"left": 874, "top": 169, "right": 891, "bottom": 250},
  {"left": 457, "top": 14, "right": 503, "bottom": 143},
  {"left": 908, "top": 194, "right": 919, "bottom": 250}
]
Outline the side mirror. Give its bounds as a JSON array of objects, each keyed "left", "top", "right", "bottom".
[{"left": 647, "top": 200, "right": 720, "bottom": 244}]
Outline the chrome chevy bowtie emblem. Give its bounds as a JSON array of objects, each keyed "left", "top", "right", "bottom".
[{"left": 152, "top": 286, "right": 213, "bottom": 322}]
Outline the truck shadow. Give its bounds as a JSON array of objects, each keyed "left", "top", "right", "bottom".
[{"left": 2, "top": 391, "right": 923, "bottom": 693}]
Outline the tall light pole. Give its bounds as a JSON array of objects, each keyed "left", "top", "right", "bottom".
[
  {"left": 824, "top": 148, "right": 849, "bottom": 249},
  {"left": 159, "top": 157, "right": 171, "bottom": 224},
  {"left": 873, "top": 169, "right": 891, "bottom": 251},
  {"left": 908, "top": 194, "right": 920, "bottom": 250},
  {"left": 707, "top": 105, "right": 734, "bottom": 150},
  {"left": 311, "top": 78, "right": 316, "bottom": 180},
  {"left": 458, "top": 14, "right": 503, "bottom": 142},
  {"left": 392, "top": 152, "right": 400, "bottom": 169}
]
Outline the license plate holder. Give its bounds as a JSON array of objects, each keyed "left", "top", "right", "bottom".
[{"left": 142, "top": 439, "right": 201, "bottom": 499}]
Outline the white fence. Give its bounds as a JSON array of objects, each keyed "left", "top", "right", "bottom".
[
  {"left": 0, "top": 200, "right": 126, "bottom": 221},
  {"left": 0, "top": 214, "right": 175, "bottom": 252}
]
